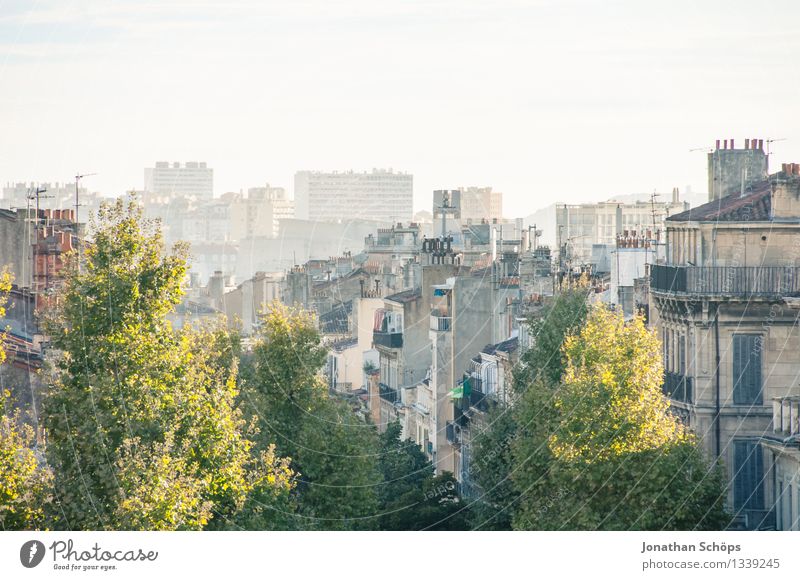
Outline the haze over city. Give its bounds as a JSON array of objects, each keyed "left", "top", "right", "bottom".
[{"left": 2, "top": 0, "right": 800, "bottom": 214}]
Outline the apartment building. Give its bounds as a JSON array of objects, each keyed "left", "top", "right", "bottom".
[
  {"left": 556, "top": 192, "right": 687, "bottom": 265},
  {"left": 449, "top": 336, "right": 520, "bottom": 497},
  {"left": 227, "top": 186, "right": 294, "bottom": 240},
  {"left": 649, "top": 163, "right": 800, "bottom": 529},
  {"left": 294, "top": 169, "right": 413, "bottom": 223},
  {"left": 762, "top": 396, "right": 800, "bottom": 530},
  {"left": 144, "top": 161, "right": 213, "bottom": 199}
]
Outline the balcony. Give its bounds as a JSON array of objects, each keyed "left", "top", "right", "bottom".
[
  {"left": 430, "top": 314, "right": 451, "bottom": 332},
  {"left": 378, "top": 382, "right": 400, "bottom": 404},
  {"left": 663, "top": 371, "right": 693, "bottom": 404},
  {"left": 773, "top": 396, "right": 800, "bottom": 436},
  {"left": 651, "top": 264, "right": 800, "bottom": 299},
  {"left": 446, "top": 421, "right": 461, "bottom": 446},
  {"left": 469, "top": 389, "right": 491, "bottom": 413},
  {"left": 453, "top": 403, "right": 469, "bottom": 427},
  {"left": 373, "top": 331, "right": 403, "bottom": 349}
]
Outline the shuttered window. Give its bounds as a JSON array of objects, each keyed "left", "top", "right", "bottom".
[
  {"left": 733, "top": 441, "right": 764, "bottom": 511},
  {"left": 679, "top": 334, "right": 686, "bottom": 375},
  {"left": 732, "top": 334, "right": 762, "bottom": 405}
]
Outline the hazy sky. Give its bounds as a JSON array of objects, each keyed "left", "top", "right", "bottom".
[{"left": 2, "top": 0, "right": 799, "bottom": 216}]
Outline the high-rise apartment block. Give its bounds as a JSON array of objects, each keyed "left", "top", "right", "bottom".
[
  {"left": 458, "top": 186, "right": 503, "bottom": 223},
  {"left": 144, "top": 161, "right": 213, "bottom": 199},
  {"left": 294, "top": 169, "right": 413, "bottom": 223}
]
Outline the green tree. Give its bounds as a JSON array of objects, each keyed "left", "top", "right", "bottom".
[
  {"left": 468, "top": 286, "right": 588, "bottom": 529},
  {"left": 0, "top": 391, "right": 53, "bottom": 530},
  {"left": 512, "top": 305, "right": 728, "bottom": 530},
  {"left": 376, "top": 421, "right": 468, "bottom": 530},
  {"left": 247, "top": 302, "right": 381, "bottom": 529},
  {"left": 0, "top": 270, "right": 53, "bottom": 530},
  {"left": 467, "top": 407, "right": 519, "bottom": 530},
  {"left": 517, "top": 285, "right": 590, "bottom": 387},
  {"left": 43, "top": 197, "right": 293, "bottom": 530}
]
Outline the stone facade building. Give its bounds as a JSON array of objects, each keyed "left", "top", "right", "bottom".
[{"left": 650, "top": 164, "right": 800, "bottom": 529}]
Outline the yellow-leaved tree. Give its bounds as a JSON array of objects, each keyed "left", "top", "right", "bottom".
[
  {"left": 513, "top": 303, "right": 729, "bottom": 530},
  {"left": 0, "top": 269, "right": 53, "bottom": 530}
]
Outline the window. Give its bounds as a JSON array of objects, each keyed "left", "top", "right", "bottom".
[
  {"left": 733, "top": 441, "right": 764, "bottom": 511},
  {"left": 732, "top": 334, "right": 763, "bottom": 405},
  {"left": 679, "top": 333, "right": 686, "bottom": 375}
]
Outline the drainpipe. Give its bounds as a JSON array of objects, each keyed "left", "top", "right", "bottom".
[{"left": 714, "top": 304, "right": 721, "bottom": 458}]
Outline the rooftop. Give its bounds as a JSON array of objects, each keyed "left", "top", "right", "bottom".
[
  {"left": 667, "top": 180, "right": 771, "bottom": 222},
  {"left": 482, "top": 336, "right": 519, "bottom": 356},
  {"left": 385, "top": 289, "right": 421, "bottom": 304}
]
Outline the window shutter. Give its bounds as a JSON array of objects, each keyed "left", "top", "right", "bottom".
[
  {"left": 733, "top": 334, "right": 763, "bottom": 405},
  {"left": 734, "top": 441, "right": 765, "bottom": 511}
]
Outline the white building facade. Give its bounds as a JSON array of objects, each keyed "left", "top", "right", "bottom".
[
  {"left": 144, "top": 161, "right": 213, "bottom": 199},
  {"left": 294, "top": 169, "right": 413, "bottom": 223}
]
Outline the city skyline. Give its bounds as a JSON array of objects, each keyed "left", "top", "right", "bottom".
[{"left": 2, "top": 1, "right": 800, "bottom": 216}]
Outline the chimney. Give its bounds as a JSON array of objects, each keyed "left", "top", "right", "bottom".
[
  {"left": 715, "top": 139, "right": 721, "bottom": 150},
  {"left": 758, "top": 139, "right": 764, "bottom": 150},
  {"left": 783, "top": 163, "right": 788, "bottom": 173},
  {"left": 730, "top": 139, "right": 735, "bottom": 149},
  {"left": 724, "top": 139, "right": 728, "bottom": 149},
  {"left": 745, "top": 138, "right": 750, "bottom": 149}
]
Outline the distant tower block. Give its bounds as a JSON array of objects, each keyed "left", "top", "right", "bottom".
[{"left": 707, "top": 138, "right": 767, "bottom": 201}]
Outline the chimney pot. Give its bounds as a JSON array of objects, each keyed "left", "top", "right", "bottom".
[
  {"left": 724, "top": 139, "right": 728, "bottom": 149},
  {"left": 730, "top": 139, "right": 735, "bottom": 149},
  {"left": 715, "top": 139, "right": 721, "bottom": 150},
  {"left": 745, "top": 138, "right": 750, "bottom": 149},
  {"left": 758, "top": 139, "right": 764, "bottom": 150}
]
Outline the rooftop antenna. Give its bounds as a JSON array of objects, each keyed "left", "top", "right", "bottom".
[
  {"left": 435, "top": 190, "right": 458, "bottom": 237},
  {"left": 26, "top": 185, "right": 50, "bottom": 222},
  {"left": 647, "top": 190, "right": 661, "bottom": 265},
  {"left": 74, "top": 172, "right": 96, "bottom": 226},
  {"left": 766, "top": 138, "right": 787, "bottom": 172},
  {"left": 74, "top": 172, "right": 96, "bottom": 270}
]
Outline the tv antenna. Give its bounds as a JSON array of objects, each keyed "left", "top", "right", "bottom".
[
  {"left": 74, "top": 172, "right": 97, "bottom": 226},
  {"left": 766, "top": 137, "right": 786, "bottom": 173},
  {"left": 27, "top": 185, "right": 51, "bottom": 218},
  {"left": 74, "top": 172, "right": 96, "bottom": 271}
]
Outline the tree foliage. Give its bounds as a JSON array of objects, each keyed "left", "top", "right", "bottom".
[
  {"left": 468, "top": 286, "right": 588, "bottom": 530},
  {"left": 43, "top": 197, "right": 294, "bottom": 530},
  {"left": 375, "top": 421, "right": 467, "bottom": 530},
  {"left": 247, "top": 302, "right": 381, "bottom": 529},
  {"left": 468, "top": 407, "right": 519, "bottom": 530},
  {"left": 0, "top": 390, "right": 53, "bottom": 530},
  {"left": 0, "top": 270, "right": 53, "bottom": 530},
  {"left": 512, "top": 305, "right": 729, "bottom": 530}
]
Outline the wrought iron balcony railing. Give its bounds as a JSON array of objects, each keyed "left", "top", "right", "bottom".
[
  {"left": 373, "top": 331, "right": 403, "bottom": 349},
  {"left": 650, "top": 264, "right": 800, "bottom": 298}
]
